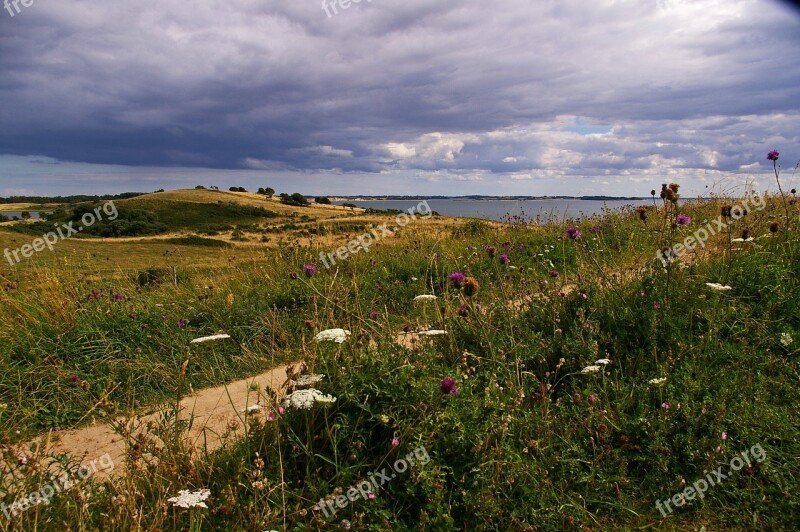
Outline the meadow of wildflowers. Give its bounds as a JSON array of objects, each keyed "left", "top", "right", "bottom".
[{"left": 0, "top": 173, "right": 799, "bottom": 530}]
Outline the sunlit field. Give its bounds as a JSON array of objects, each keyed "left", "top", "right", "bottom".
[{"left": 0, "top": 186, "right": 798, "bottom": 531}]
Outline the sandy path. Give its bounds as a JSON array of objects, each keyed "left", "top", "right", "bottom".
[{"left": 13, "top": 363, "right": 296, "bottom": 480}]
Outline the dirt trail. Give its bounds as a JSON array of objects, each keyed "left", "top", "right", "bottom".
[{"left": 13, "top": 363, "right": 295, "bottom": 480}]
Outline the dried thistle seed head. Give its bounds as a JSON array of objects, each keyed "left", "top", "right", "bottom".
[{"left": 463, "top": 277, "right": 481, "bottom": 297}]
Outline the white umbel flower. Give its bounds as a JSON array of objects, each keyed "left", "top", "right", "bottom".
[
  {"left": 190, "top": 334, "right": 231, "bottom": 344},
  {"left": 283, "top": 389, "right": 337, "bottom": 410},
  {"left": 706, "top": 283, "right": 733, "bottom": 291},
  {"left": 290, "top": 374, "right": 326, "bottom": 387},
  {"left": 417, "top": 330, "right": 447, "bottom": 336},
  {"left": 314, "top": 329, "right": 351, "bottom": 343},
  {"left": 780, "top": 333, "right": 793, "bottom": 347},
  {"left": 167, "top": 489, "right": 211, "bottom": 509},
  {"left": 413, "top": 295, "right": 437, "bottom": 302},
  {"left": 581, "top": 365, "right": 601, "bottom": 374},
  {"left": 595, "top": 359, "right": 612, "bottom": 365},
  {"left": 648, "top": 377, "right": 667, "bottom": 385}
]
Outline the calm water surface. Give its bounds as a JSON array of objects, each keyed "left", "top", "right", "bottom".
[
  {"left": 0, "top": 211, "right": 42, "bottom": 220},
  {"left": 335, "top": 199, "right": 652, "bottom": 223}
]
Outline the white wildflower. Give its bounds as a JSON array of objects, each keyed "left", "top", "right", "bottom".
[
  {"left": 190, "top": 334, "right": 231, "bottom": 344},
  {"left": 239, "top": 404, "right": 264, "bottom": 414},
  {"left": 595, "top": 359, "right": 612, "bottom": 365},
  {"left": 781, "top": 333, "right": 793, "bottom": 347},
  {"left": 283, "top": 389, "right": 337, "bottom": 410},
  {"left": 649, "top": 377, "right": 667, "bottom": 385},
  {"left": 413, "top": 295, "right": 437, "bottom": 302},
  {"left": 706, "top": 283, "right": 733, "bottom": 291},
  {"left": 417, "top": 330, "right": 447, "bottom": 336},
  {"left": 167, "top": 489, "right": 211, "bottom": 509},
  {"left": 290, "top": 374, "right": 326, "bottom": 387},
  {"left": 581, "top": 365, "right": 601, "bottom": 374},
  {"left": 314, "top": 329, "right": 351, "bottom": 343}
]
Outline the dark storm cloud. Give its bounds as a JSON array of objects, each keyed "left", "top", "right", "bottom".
[{"left": 0, "top": 0, "right": 799, "bottom": 195}]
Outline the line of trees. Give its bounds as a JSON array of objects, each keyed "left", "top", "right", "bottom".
[{"left": 196, "top": 186, "right": 333, "bottom": 207}]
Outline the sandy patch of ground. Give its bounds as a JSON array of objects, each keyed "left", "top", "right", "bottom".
[{"left": 11, "top": 363, "right": 297, "bottom": 481}]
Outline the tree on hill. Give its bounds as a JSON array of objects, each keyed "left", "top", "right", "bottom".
[
  {"left": 229, "top": 186, "right": 248, "bottom": 192},
  {"left": 195, "top": 185, "right": 206, "bottom": 189},
  {"left": 257, "top": 187, "right": 275, "bottom": 197},
  {"left": 280, "top": 193, "right": 310, "bottom": 207},
  {"left": 315, "top": 196, "right": 332, "bottom": 205}
]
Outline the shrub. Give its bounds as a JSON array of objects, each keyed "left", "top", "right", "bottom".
[{"left": 280, "top": 193, "right": 310, "bottom": 207}]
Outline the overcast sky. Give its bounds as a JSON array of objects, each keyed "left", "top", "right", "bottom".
[{"left": 1, "top": 0, "right": 799, "bottom": 197}]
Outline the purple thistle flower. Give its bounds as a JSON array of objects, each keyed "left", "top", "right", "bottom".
[
  {"left": 440, "top": 377, "right": 459, "bottom": 395},
  {"left": 302, "top": 264, "right": 318, "bottom": 277},
  {"left": 566, "top": 227, "right": 582, "bottom": 240},
  {"left": 486, "top": 246, "right": 497, "bottom": 258},
  {"left": 369, "top": 310, "right": 380, "bottom": 319},
  {"left": 675, "top": 214, "right": 691, "bottom": 226},
  {"left": 178, "top": 318, "right": 189, "bottom": 328},
  {"left": 767, "top": 150, "right": 780, "bottom": 161},
  {"left": 448, "top": 271, "right": 466, "bottom": 288},
  {"left": 549, "top": 270, "right": 560, "bottom": 278},
  {"left": 498, "top": 254, "right": 510, "bottom": 265}
]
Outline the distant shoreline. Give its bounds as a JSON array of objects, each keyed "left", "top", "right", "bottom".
[{"left": 330, "top": 196, "right": 651, "bottom": 202}]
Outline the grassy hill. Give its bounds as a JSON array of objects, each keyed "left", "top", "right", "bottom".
[
  {"left": 0, "top": 189, "right": 798, "bottom": 530},
  {"left": 0, "top": 188, "right": 369, "bottom": 244}
]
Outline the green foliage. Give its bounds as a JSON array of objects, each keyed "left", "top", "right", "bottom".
[
  {"left": 280, "top": 193, "right": 310, "bottom": 207},
  {"left": 165, "top": 236, "right": 232, "bottom": 248},
  {"left": 11, "top": 200, "right": 280, "bottom": 237},
  {"left": 1, "top": 195, "right": 799, "bottom": 530}
]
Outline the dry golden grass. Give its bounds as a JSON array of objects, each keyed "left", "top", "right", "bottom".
[{"left": 128, "top": 188, "right": 363, "bottom": 218}]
